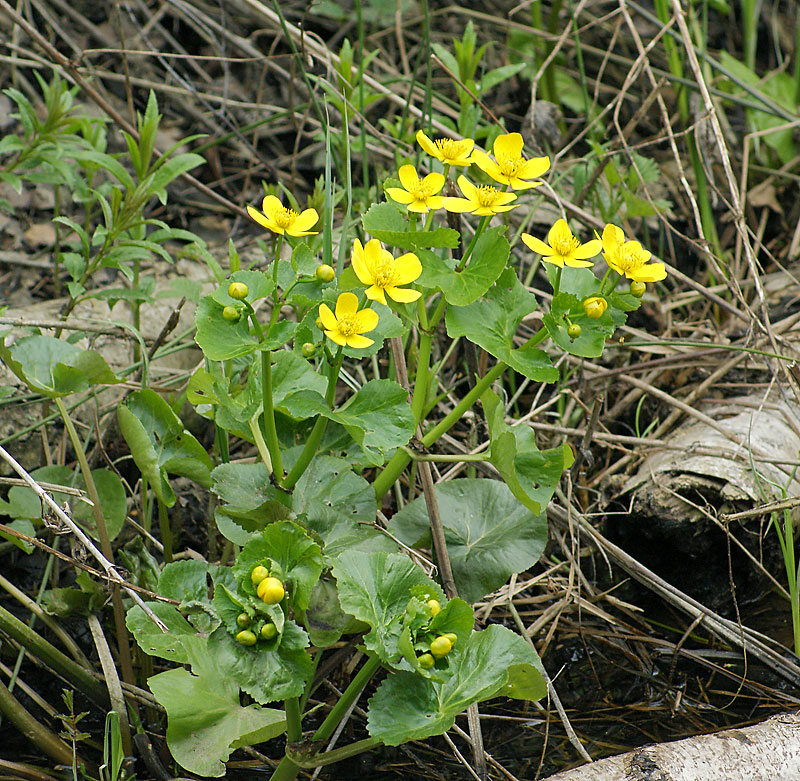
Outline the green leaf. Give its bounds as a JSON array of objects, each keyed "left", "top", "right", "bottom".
[
  {"left": 194, "top": 296, "right": 258, "bottom": 361},
  {"left": 126, "top": 601, "right": 209, "bottom": 665},
  {"left": 445, "top": 268, "right": 558, "bottom": 382},
  {"left": 0, "top": 465, "right": 126, "bottom": 541},
  {"left": 305, "top": 577, "right": 363, "bottom": 648},
  {"left": 389, "top": 478, "right": 549, "bottom": 602},
  {"left": 362, "top": 202, "right": 459, "bottom": 250},
  {"left": 147, "top": 661, "right": 284, "bottom": 777},
  {"left": 418, "top": 227, "right": 508, "bottom": 306},
  {"left": 0, "top": 519, "right": 34, "bottom": 553},
  {"left": 367, "top": 625, "right": 546, "bottom": 745},
  {"left": 211, "top": 462, "right": 292, "bottom": 542},
  {"left": 146, "top": 153, "right": 206, "bottom": 204},
  {"left": 211, "top": 270, "right": 274, "bottom": 306},
  {"left": 292, "top": 455, "right": 390, "bottom": 557},
  {"left": 332, "top": 551, "right": 445, "bottom": 667},
  {"left": 117, "top": 389, "right": 212, "bottom": 507},
  {"left": 233, "top": 521, "right": 323, "bottom": 613},
  {"left": 280, "top": 379, "right": 415, "bottom": 466},
  {"left": 482, "top": 388, "right": 573, "bottom": 514},
  {"left": 0, "top": 334, "right": 120, "bottom": 397}
]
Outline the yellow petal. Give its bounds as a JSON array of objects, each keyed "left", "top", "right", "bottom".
[
  {"left": 522, "top": 233, "right": 553, "bottom": 256},
  {"left": 424, "top": 195, "right": 445, "bottom": 210},
  {"left": 393, "top": 252, "right": 422, "bottom": 285},
  {"left": 627, "top": 242, "right": 651, "bottom": 263},
  {"left": 386, "top": 286, "right": 421, "bottom": 303},
  {"left": 630, "top": 263, "right": 667, "bottom": 282},
  {"left": 573, "top": 239, "right": 602, "bottom": 259},
  {"left": 456, "top": 175, "right": 478, "bottom": 201},
  {"left": 345, "top": 334, "right": 374, "bottom": 349},
  {"left": 398, "top": 164, "right": 420, "bottom": 192},
  {"left": 335, "top": 292, "right": 359, "bottom": 319},
  {"left": 289, "top": 208, "right": 319, "bottom": 234},
  {"left": 325, "top": 329, "right": 347, "bottom": 346},
  {"left": 261, "top": 195, "right": 283, "bottom": 220},
  {"left": 363, "top": 239, "right": 387, "bottom": 273},
  {"left": 563, "top": 257, "right": 595, "bottom": 269},
  {"left": 353, "top": 307, "right": 379, "bottom": 333},
  {"left": 416, "top": 130, "right": 439, "bottom": 158},
  {"left": 548, "top": 219, "right": 571, "bottom": 246},
  {"left": 386, "top": 188, "right": 414, "bottom": 205},
  {"left": 420, "top": 172, "right": 445, "bottom": 194},
  {"left": 493, "top": 191, "right": 517, "bottom": 206},
  {"left": 318, "top": 303, "right": 337, "bottom": 331},
  {"left": 493, "top": 132, "right": 524, "bottom": 159},
  {"left": 350, "top": 239, "right": 372, "bottom": 286},
  {"left": 365, "top": 285, "right": 387, "bottom": 305},
  {"left": 441, "top": 197, "right": 475, "bottom": 213},
  {"left": 470, "top": 150, "right": 502, "bottom": 179},
  {"left": 407, "top": 202, "right": 430, "bottom": 213},
  {"left": 602, "top": 223, "right": 624, "bottom": 250},
  {"left": 518, "top": 156, "right": 550, "bottom": 179},
  {"left": 247, "top": 205, "right": 276, "bottom": 232},
  {"left": 540, "top": 255, "right": 565, "bottom": 267},
  {"left": 507, "top": 179, "right": 538, "bottom": 190}
]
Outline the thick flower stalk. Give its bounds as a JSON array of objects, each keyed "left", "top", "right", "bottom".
[
  {"left": 522, "top": 219, "right": 601, "bottom": 268},
  {"left": 416, "top": 130, "right": 474, "bottom": 167},
  {"left": 318, "top": 292, "right": 379, "bottom": 349},
  {"left": 386, "top": 165, "right": 445, "bottom": 213},
  {"left": 351, "top": 239, "right": 422, "bottom": 305},
  {"left": 247, "top": 194, "right": 319, "bottom": 236},
  {"left": 470, "top": 132, "right": 550, "bottom": 190},
  {"left": 441, "top": 175, "right": 517, "bottom": 216},
  {"left": 601, "top": 224, "right": 666, "bottom": 282}
]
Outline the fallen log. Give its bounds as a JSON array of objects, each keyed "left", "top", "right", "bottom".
[{"left": 543, "top": 710, "right": 800, "bottom": 780}]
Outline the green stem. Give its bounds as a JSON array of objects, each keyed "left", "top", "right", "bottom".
[
  {"left": 248, "top": 415, "right": 273, "bottom": 474},
  {"left": 401, "top": 447, "right": 488, "bottom": 463},
  {"left": 157, "top": 497, "right": 172, "bottom": 564},
  {"left": 374, "top": 360, "right": 507, "bottom": 500},
  {"left": 261, "top": 351, "right": 283, "bottom": 478},
  {"left": 284, "top": 697, "right": 302, "bottom": 744},
  {"left": 270, "top": 655, "right": 382, "bottom": 781},
  {"left": 288, "top": 736, "right": 381, "bottom": 769},
  {"left": 281, "top": 349, "right": 344, "bottom": 491},
  {"left": 456, "top": 216, "right": 489, "bottom": 271}
]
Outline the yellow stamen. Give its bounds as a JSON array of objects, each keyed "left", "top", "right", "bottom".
[
  {"left": 372, "top": 258, "right": 396, "bottom": 288},
  {"left": 337, "top": 315, "right": 358, "bottom": 337},
  {"left": 498, "top": 156, "right": 524, "bottom": 177},
  {"left": 475, "top": 185, "right": 500, "bottom": 207},
  {"left": 553, "top": 234, "right": 581, "bottom": 256},
  {"left": 435, "top": 139, "right": 459, "bottom": 158},
  {"left": 274, "top": 207, "right": 298, "bottom": 228}
]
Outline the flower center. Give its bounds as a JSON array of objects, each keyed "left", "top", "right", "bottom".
[
  {"left": 337, "top": 314, "right": 358, "bottom": 337},
  {"left": 553, "top": 234, "right": 580, "bottom": 257},
  {"left": 274, "top": 207, "right": 298, "bottom": 228},
  {"left": 617, "top": 243, "right": 645, "bottom": 272},
  {"left": 372, "top": 258, "right": 396, "bottom": 288},
  {"left": 475, "top": 185, "right": 500, "bottom": 207},
  {"left": 498, "top": 155, "right": 524, "bottom": 178},
  {"left": 435, "top": 138, "right": 460, "bottom": 160},
  {"left": 409, "top": 181, "right": 433, "bottom": 201}
]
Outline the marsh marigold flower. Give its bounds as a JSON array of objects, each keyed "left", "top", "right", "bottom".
[
  {"left": 416, "top": 130, "right": 474, "bottom": 167},
  {"left": 247, "top": 194, "right": 319, "bottom": 237},
  {"left": 386, "top": 165, "right": 445, "bottom": 213},
  {"left": 471, "top": 132, "right": 550, "bottom": 190},
  {"left": 351, "top": 239, "right": 422, "bottom": 306},
  {"left": 522, "top": 219, "right": 601, "bottom": 269},
  {"left": 601, "top": 224, "right": 666, "bottom": 283},
  {"left": 441, "top": 175, "right": 517, "bottom": 216},
  {"left": 318, "top": 292, "right": 379, "bottom": 349},
  {"left": 583, "top": 297, "right": 608, "bottom": 319}
]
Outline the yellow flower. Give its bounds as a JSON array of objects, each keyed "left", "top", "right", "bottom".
[
  {"left": 351, "top": 239, "right": 422, "bottom": 306},
  {"left": 318, "top": 292, "right": 379, "bottom": 349},
  {"left": 386, "top": 165, "right": 445, "bottom": 213},
  {"left": 247, "top": 195, "right": 319, "bottom": 237},
  {"left": 583, "top": 297, "right": 608, "bottom": 319},
  {"left": 522, "top": 219, "right": 601, "bottom": 268},
  {"left": 601, "top": 224, "right": 666, "bottom": 283},
  {"left": 470, "top": 132, "right": 550, "bottom": 190},
  {"left": 441, "top": 175, "right": 517, "bottom": 216},
  {"left": 416, "top": 130, "right": 474, "bottom": 167}
]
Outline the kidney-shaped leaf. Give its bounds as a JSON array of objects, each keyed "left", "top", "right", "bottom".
[
  {"left": 389, "top": 477, "right": 548, "bottom": 603},
  {"left": 367, "top": 624, "right": 546, "bottom": 746},
  {"left": 118, "top": 389, "right": 212, "bottom": 506}
]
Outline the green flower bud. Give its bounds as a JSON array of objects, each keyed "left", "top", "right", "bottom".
[
  {"left": 260, "top": 622, "right": 278, "bottom": 640},
  {"left": 301, "top": 342, "right": 316, "bottom": 358},
  {"left": 250, "top": 565, "right": 269, "bottom": 586},
  {"left": 630, "top": 281, "right": 646, "bottom": 298},
  {"left": 582, "top": 296, "right": 608, "bottom": 319},
  {"left": 418, "top": 652, "right": 435, "bottom": 669},
  {"left": 567, "top": 323, "right": 582, "bottom": 339},
  {"left": 257, "top": 576, "right": 285, "bottom": 605},
  {"left": 430, "top": 635, "right": 453, "bottom": 659},
  {"left": 222, "top": 305, "right": 241, "bottom": 322},
  {"left": 427, "top": 599, "right": 441, "bottom": 617},
  {"left": 236, "top": 630, "right": 257, "bottom": 646},
  {"left": 228, "top": 281, "right": 249, "bottom": 300},
  {"left": 315, "top": 264, "right": 335, "bottom": 283},
  {"left": 236, "top": 613, "right": 251, "bottom": 629}
]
